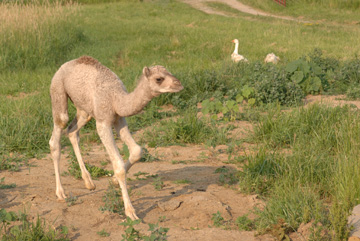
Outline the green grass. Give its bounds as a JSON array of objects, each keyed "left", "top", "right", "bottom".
[
  {"left": 0, "top": 1, "right": 85, "bottom": 71},
  {"left": 143, "top": 108, "right": 231, "bottom": 147},
  {"left": 2, "top": 1, "right": 360, "bottom": 240},
  {"left": 1, "top": 0, "right": 360, "bottom": 156}
]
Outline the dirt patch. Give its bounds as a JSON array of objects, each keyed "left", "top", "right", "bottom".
[
  {"left": 5, "top": 91, "right": 39, "bottom": 100},
  {"left": 1, "top": 120, "right": 274, "bottom": 240},
  {"left": 305, "top": 94, "right": 360, "bottom": 109}
]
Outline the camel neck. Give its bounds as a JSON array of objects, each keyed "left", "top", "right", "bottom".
[{"left": 114, "top": 77, "right": 155, "bottom": 117}]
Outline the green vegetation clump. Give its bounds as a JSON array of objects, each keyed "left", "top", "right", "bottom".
[
  {"left": 237, "top": 104, "right": 360, "bottom": 239},
  {"left": 0, "top": 209, "right": 69, "bottom": 241},
  {"left": 119, "top": 217, "right": 169, "bottom": 241}
]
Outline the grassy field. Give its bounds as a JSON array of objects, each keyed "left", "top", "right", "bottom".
[{"left": 1, "top": 0, "right": 360, "bottom": 239}]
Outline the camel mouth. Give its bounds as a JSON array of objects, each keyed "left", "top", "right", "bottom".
[
  {"left": 168, "top": 85, "right": 184, "bottom": 93},
  {"left": 173, "top": 85, "right": 184, "bottom": 92}
]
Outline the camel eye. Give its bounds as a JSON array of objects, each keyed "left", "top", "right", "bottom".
[{"left": 156, "top": 77, "right": 164, "bottom": 84}]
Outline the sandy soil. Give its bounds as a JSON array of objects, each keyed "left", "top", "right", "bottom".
[{"left": 1, "top": 95, "right": 358, "bottom": 240}]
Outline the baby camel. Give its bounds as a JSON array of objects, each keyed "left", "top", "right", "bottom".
[{"left": 49, "top": 56, "right": 183, "bottom": 220}]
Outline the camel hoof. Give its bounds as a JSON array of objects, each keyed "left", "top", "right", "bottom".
[
  {"left": 85, "top": 181, "right": 96, "bottom": 191},
  {"left": 56, "top": 190, "right": 67, "bottom": 201},
  {"left": 56, "top": 196, "right": 67, "bottom": 203},
  {"left": 125, "top": 210, "right": 139, "bottom": 220}
]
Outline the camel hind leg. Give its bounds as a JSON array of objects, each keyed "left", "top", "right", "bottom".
[
  {"left": 67, "top": 109, "right": 95, "bottom": 190},
  {"left": 49, "top": 88, "right": 69, "bottom": 200}
]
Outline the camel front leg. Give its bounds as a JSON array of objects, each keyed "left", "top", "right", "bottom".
[
  {"left": 96, "top": 121, "right": 139, "bottom": 220},
  {"left": 114, "top": 117, "right": 142, "bottom": 172}
]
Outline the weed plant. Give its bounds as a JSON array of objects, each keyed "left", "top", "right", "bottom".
[
  {"left": 96, "top": 229, "right": 110, "bottom": 237},
  {"left": 0, "top": 178, "right": 16, "bottom": 189},
  {"left": 152, "top": 176, "right": 164, "bottom": 191},
  {"left": 236, "top": 215, "right": 255, "bottom": 231},
  {"left": 100, "top": 181, "right": 124, "bottom": 215},
  {"left": 66, "top": 150, "right": 113, "bottom": 179},
  {"left": 119, "top": 217, "right": 169, "bottom": 241},
  {"left": 0, "top": 153, "right": 27, "bottom": 171},
  {"left": 0, "top": 209, "right": 69, "bottom": 241}
]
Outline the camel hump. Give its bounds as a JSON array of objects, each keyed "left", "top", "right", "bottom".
[{"left": 75, "top": 56, "right": 100, "bottom": 66}]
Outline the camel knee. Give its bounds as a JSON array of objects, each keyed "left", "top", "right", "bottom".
[
  {"left": 113, "top": 165, "right": 126, "bottom": 181},
  {"left": 54, "top": 113, "right": 69, "bottom": 129},
  {"left": 129, "top": 145, "right": 142, "bottom": 163},
  {"left": 49, "top": 129, "right": 62, "bottom": 153}
]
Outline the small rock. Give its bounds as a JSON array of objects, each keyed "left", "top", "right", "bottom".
[{"left": 157, "top": 200, "right": 182, "bottom": 212}]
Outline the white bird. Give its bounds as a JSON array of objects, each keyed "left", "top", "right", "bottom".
[
  {"left": 264, "top": 53, "right": 280, "bottom": 64},
  {"left": 231, "top": 39, "right": 248, "bottom": 63}
]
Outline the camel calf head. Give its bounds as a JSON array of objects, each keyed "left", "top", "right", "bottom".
[{"left": 143, "top": 65, "right": 183, "bottom": 96}]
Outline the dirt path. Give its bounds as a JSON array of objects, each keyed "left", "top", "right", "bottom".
[{"left": 179, "top": 0, "right": 308, "bottom": 22}]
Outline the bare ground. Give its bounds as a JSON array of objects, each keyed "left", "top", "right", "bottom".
[
  {"left": 1, "top": 117, "right": 274, "bottom": 240},
  {"left": 1, "top": 95, "right": 359, "bottom": 240}
]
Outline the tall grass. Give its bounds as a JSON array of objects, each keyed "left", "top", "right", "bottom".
[
  {"left": 240, "top": 104, "right": 360, "bottom": 239},
  {"left": 0, "top": 93, "right": 53, "bottom": 156},
  {"left": 0, "top": 0, "right": 84, "bottom": 70}
]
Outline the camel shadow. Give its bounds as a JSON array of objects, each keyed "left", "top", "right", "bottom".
[{"left": 130, "top": 164, "right": 238, "bottom": 219}]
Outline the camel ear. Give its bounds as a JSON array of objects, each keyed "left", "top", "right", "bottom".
[{"left": 143, "top": 67, "right": 151, "bottom": 78}]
